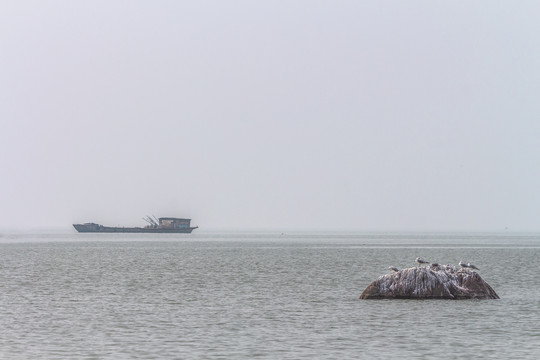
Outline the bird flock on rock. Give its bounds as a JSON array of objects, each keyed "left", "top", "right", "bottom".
[{"left": 388, "top": 258, "right": 480, "bottom": 273}]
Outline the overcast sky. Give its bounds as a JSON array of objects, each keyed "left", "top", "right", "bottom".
[{"left": 1, "top": 1, "right": 540, "bottom": 231}]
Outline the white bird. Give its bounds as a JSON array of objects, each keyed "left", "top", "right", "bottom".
[
  {"left": 416, "top": 257, "right": 429, "bottom": 266},
  {"left": 389, "top": 266, "right": 399, "bottom": 273},
  {"left": 459, "top": 260, "right": 469, "bottom": 269},
  {"left": 468, "top": 263, "right": 479, "bottom": 270}
]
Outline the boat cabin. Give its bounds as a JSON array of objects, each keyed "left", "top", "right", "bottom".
[{"left": 159, "top": 217, "right": 192, "bottom": 229}]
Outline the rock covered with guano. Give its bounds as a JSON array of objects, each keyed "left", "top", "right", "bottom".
[{"left": 359, "top": 264, "right": 499, "bottom": 300}]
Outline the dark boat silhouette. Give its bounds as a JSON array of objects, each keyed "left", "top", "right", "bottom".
[{"left": 73, "top": 216, "right": 198, "bottom": 233}]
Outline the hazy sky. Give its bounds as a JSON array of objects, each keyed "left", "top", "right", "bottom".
[{"left": 1, "top": 1, "right": 540, "bottom": 231}]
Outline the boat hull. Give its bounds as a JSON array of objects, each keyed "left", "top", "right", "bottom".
[{"left": 73, "top": 223, "right": 198, "bottom": 233}]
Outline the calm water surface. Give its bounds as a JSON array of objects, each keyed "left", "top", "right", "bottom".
[{"left": 0, "top": 231, "right": 539, "bottom": 359}]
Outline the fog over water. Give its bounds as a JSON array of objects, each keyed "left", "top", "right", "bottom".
[{"left": 1, "top": 1, "right": 540, "bottom": 231}]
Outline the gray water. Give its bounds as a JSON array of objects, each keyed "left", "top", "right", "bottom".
[{"left": 1, "top": 231, "right": 539, "bottom": 359}]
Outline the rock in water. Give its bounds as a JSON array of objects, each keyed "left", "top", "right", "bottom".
[{"left": 359, "top": 264, "right": 499, "bottom": 300}]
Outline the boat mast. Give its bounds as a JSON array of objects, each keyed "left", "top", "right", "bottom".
[{"left": 143, "top": 216, "right": 158, "bottom": 227}]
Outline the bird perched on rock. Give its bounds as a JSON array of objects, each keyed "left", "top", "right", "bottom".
[
  {"left": 459, "top": 260, "right": 469, "bottom": 269},
  {"left": 389, "top": 266, "right": 399, "bottom": 273},
  {"left": 416, "top": 257, "right": 429, "bottom": 267},
  {"left": 467, "top": 263, "right": 479, "bottom": 270}
]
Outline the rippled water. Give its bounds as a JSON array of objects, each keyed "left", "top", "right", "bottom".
[{"left": 1, "top": 232, "right": 539, "bottom": 359}]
